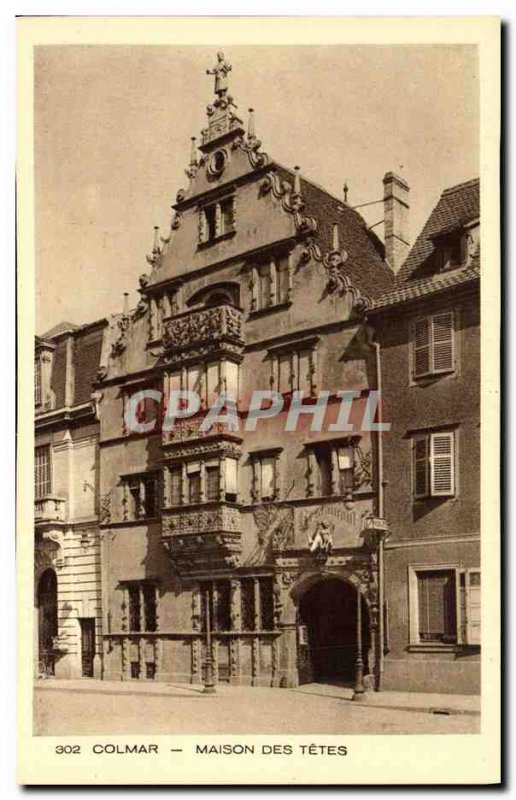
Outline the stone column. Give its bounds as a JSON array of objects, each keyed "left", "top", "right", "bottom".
[{"left": 229, "top": 579, "right": 242, "bottom": 685}]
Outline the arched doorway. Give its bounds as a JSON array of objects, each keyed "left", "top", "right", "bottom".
[
  {"left": 37, "top": 569, "right": 58, "bottom": 676},
  {"left": 297, "top": 578, "right": 370, "bottom": 685}
]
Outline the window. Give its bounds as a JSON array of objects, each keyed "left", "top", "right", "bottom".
[
  {"left": 409, "top": 567, "right": 480, "bottom": 647},
  {"left": 34, "top": 359, "right": 41, "bottom": 405},
  {"left": 225, "top": 457, "right": 238, "bottom": 503},
  {"left": 436, "top": 233, "right": 467, "bottom": 272},
  {"left": 168, "top": 466, "right": 182, "bottom": 506},
  {"left": 250, "top": 450, "right": 281, "bottom": 502},
  {"left": 271, "top": 347, "right": 316, "bottom": 395},
  {"left": 35, "top": 445, "right": 51, "bottom": 498},
  {"left": 206, "top": 360, "right": 239, "bottom": 406},
  {"left": 205, "top": 463, "right": 220, "bottom": 502},
  {"left": 187, "top": 462, "right": 201, "bottom": 504},
  {"left": 239, "top": 578, "right": 274, "bottom": 631},
  {"left": 125, "top": 582, "right": 158, "bottom": 633},
  {"left": 413, "top": 431, "right": 455, "bottom": 498},
  {"left": 308, "top": 442, "right": 355, "bottom": 498},
  {"left": 200, "top": 581, "right": 231, "bottom": 632},
  {"left": 252, "top": 256, "right": 291, "bottom": 311},
  {"left": 123, "top": 473, "right": 160, "bottom": 520},
  {"left": 198, "top": 196, "right": 235, "bottom": 245},
  {"left": 413, "top": 312, "right": 454, "bottom": 378}
]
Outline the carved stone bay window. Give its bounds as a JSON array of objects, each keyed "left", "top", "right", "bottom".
[
  {"left": 122, "top": 472, "right": 160, "bottom": 521},
  {"left": 164, "top": 359, "right": 240, "bottom": 413},
  {"left": 268, "top": 337, "right": 318, "bottom": 396},
  {"left": 164, "top": 454, "right": 239, "bottom": 508},
  {"left": 305, "top": 437, "right": 362, "bottom": 502},
  {"left": 198, "top": 194, "right": 236, "bottom": 247},
  {"left": 249, "top": 252, "right": 293, "bottom": 313},
  {"left": 249, "top": 447, "right": 282, "bottom": 503}
]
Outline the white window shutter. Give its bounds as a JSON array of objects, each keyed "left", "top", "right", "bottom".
[
  {"left": 466, "top": 570, "right": 481, "bottom": 645},
  {"left": 432, "top": 312, "right": 454, "bottom": 372},
  {"left": 198, "top": 208, "right": 207, "bottom": 243},
  {"left": 430, "top": 432, "right": 455, "bottom": 495},
  {"left": 225, "top": 361, "right": 239, "bottom": 402},
  {"left": 260, "top": 457, "right": 275, "bottom": 499},
  {"left": 413, "top": 436, "right": 429, "bottom": 497},
  {"left": 414, "top": 318, "right": 431, "bottom": 377},
  {"left": 225, "top": 457, "right": 238, "bottom": 495}
]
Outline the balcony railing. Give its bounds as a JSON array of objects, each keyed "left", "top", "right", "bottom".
[
  {"left": 162, "top": 303, "right": 244, "bottom": 356},
  {"left": 35, "top": 495, "right": 66, "bottom": 524}
]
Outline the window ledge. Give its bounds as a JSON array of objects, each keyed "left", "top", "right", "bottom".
[
  {"left": 248, "top": 301, "right": 292, "bottom": 319},
  {"left": 411, "top": 369, "right": 456, "bottom": 384},
  {"left": 197, "top": 230, "right": 236, "bottom": 250}
]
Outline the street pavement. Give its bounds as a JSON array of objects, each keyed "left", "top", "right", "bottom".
[{"left": 34, "top": 679, "right": 480, "bottom": 736}]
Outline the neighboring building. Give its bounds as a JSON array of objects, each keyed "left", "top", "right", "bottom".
[
  {"left": 34, "top": 319, "right": 107, "bottom": 678},
  {"left": 94, "top": 55, "right": 399, "bottom": 689},
  {"left": 368, "top": 178, "right": 481, "bottom": 693}
]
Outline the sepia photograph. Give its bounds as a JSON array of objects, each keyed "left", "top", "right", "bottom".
[{"left": 17, "top": 15, "right": 501, "bottom": 785}]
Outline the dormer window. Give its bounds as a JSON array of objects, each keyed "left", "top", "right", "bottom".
[
  {"left": 198, "top": 196, "right": 235, "bottom": 246},
  {"left": 436, "top": 231, "right": 468, "bottom": 272}
]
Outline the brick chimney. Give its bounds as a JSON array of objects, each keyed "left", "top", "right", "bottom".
[{"left": 383, "top": 172, "right": 410, "bottom": 274}]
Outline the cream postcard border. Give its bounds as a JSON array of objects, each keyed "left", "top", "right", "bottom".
[{"left": 16, "top": 15, "right": 501, "bottom": 785}]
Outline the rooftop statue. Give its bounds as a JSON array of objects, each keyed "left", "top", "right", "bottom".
[{"left": 206, "top": 51, "right": 232, "bottom": 98}]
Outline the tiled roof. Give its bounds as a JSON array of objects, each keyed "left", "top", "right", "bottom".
[
  {"left": 275, "top": 165, "right": 394, "bottom": 301},
  {"left": 40, "top": 321, "right": 79, "bottom": 339},
  {"left": 370, "top": 249, "right": 480, "bottom": 311},
  {"left": 396, "top": 178, "right": 479, "bottom": 284}
]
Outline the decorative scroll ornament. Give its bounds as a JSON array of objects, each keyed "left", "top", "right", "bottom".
[
  {"left": 233, "top": 135, "right": 269, "bottom": 170},
  {"left": 246, "top": 504, "right": 295, "bottom": 566},
  {"left": 110, "top": 313, "right": 130, "bottom": 358},
  {"left": 260, "top": 170, "right": 317, "bottom": 235},
  {"left": 297, "top": 229, "right": 372, "bottom": 315},
  {"left": 146, "top": 226, "right": 162, "bottom": 270},
  {"left": 354, "top": 445, "right": 373, "bottom": 490}
]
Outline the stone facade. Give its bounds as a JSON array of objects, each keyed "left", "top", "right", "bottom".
[{"left": 34, "top": 320, "right": 107, "bottom": 678}]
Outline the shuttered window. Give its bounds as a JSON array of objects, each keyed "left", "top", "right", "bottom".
[
  {"left": 413, "top": 312, "right": 454, "bottom": 377},
  {"left": 417, "top": 570, "right": 457, "bottom": 643},
  {"left": 413, "top": 431, "right": 455, "bottom": 498},
  {"left": 460, "top": 570, "right": 481, "bottom": 645}
]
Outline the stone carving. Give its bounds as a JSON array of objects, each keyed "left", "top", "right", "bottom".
[
  {"left": 110, "top": 314, "right": 130, "bottom": 358},
  {"left": 354, "top": 445, "right": 373, "bottom": 490},
  {"left": 163, "top": 505, "right": 241, "bottom": 536},
  {"left": 99, "top": 492, "right": 111, "bottom": 525},
  {"left": 176, "top": 188, "right": 187, "bottom": 204},
  {"left": 260, "top": 172, "right": 317, "bottom": 235},
  {"left": 233, "top": 135, "right": 269, "bottom": 170},
  {"left": 171, "top": 212, "right": 182, "bottom": 230},
  {"left": 279, "top": 570, "right": 300, "bottom": 588},
  {"left": 297, "top": 236, "right": 372, "bottom": 315},
  {"left": 163, "top": 304, "right": 243, "bottom": 353},
  {"left": 139, "top": 273, "right": 151, "bottom": 288},
  {"left": 206, "top": 52, "right": 232, "bottom": 98},
  {"left": 90, "top": 389, "right": 103, "bottom": 421},
  {"left": 246, "top": 504, "right": 295, "bottom": 566},
  {"left": 307, "top": 520, "right": 334, "bottom": 562}
]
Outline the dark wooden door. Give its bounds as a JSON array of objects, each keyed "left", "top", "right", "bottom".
[{"left": 79, "top": 618, "right": 95, "bottom": 677}]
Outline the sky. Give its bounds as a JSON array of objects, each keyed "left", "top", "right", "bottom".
[{"left": 34, "top": 45, "right": 479, "bottom": 335}]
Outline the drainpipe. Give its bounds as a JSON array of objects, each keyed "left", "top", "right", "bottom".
[{"left": 373, "top": 339, "right": 385, "bottom": 691}]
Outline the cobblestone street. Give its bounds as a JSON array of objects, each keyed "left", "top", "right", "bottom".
[{"left": 34, "top": 680, "right": 480, "bottom": 736}]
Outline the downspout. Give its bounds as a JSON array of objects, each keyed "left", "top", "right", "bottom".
[{"left": 373, "top": 339, "right": 385, "bottom": 690}]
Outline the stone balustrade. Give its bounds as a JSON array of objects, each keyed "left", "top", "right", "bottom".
[{"left": 35, "top": 495, "right": 66, "bottom": 523}]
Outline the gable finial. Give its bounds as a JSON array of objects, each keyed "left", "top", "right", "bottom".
[
  {"left": 206, "top": 51, "right": 232, "bottom": 99},
  {"left": 293, "top": 165, "right": 301, "bottom": 197},
  {"left": 189, "top": 137, "right": 198, "bottom": 168},
  {"left": 153, "top": 225, "right": 160, "bottom": 253},
  {"left": 343, "top": 182, "right": 349, "bottom": 204},
  {"left": 332, "top": 222, "right": 340, "bottom": 252},
  {"left": 122, "top": 292, "right": 130, "bottom": 317},
  {"left": 247, "top": 108, "right": 255, "bottom": 140}
]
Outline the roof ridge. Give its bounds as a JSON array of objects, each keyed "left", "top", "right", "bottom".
[{"left": 441, "top": 177, "right": 480, "bottom": 197}]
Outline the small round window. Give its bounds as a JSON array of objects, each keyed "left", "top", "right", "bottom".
[{"left": 209, "top": 149, "right": 228, "bottom": 176}]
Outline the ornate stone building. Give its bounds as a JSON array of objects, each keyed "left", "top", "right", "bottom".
[
  {"left": 93, "top": 55, "right": 397, "bottom": 689},
  {"left": 34, "top": 319, "right": 107, "bottom": 677}
]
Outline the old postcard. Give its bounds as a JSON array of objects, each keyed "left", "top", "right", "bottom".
[{"left": 17, "top": 16, "right": 501, "bottom": 785}]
